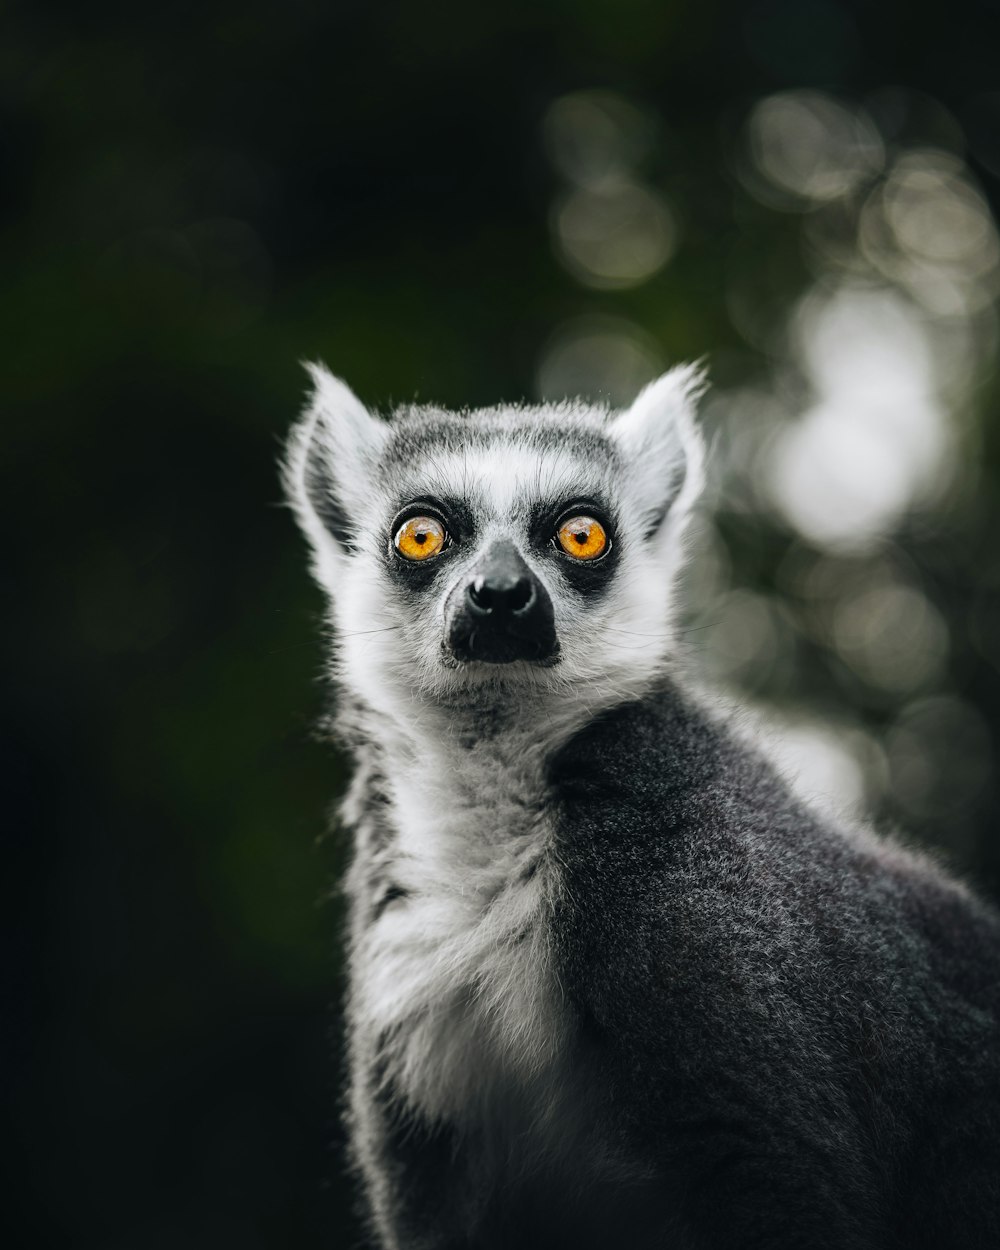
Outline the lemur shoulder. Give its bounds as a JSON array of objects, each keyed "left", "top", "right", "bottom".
[{"left": 284, "top": 364, "right": 1000, "bottom": 1250}]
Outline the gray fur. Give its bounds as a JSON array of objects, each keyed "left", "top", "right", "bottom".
[{"left": 284, "top": 365, "right": 1000, "bottom": 1249}]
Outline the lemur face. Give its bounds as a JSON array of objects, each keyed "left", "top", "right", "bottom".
[
  {"left": 379, "top": 422, "right": 624, "bottom": 673},
  {"left": 286, "top": 366, "right": 704, "bottom": 707}
]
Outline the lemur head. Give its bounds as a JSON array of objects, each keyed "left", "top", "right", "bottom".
[{"left": 284, "top": 364, "right": 705, "bottom": 715}]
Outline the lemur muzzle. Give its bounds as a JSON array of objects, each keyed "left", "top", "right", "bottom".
[{"left": 447, "top": 540, "right": 558, "bottom": 664}]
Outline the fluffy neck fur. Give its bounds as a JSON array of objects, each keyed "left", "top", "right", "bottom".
[{"left": 340, "top": 674, "right": 656, "bottom": 1125}]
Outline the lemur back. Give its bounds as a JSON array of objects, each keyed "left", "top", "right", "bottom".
[{"left": 285, "top": 365, "right": 1000, "bottom": 1249}]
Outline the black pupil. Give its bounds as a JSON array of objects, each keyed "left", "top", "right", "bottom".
[
  {"left": 574, "top": 530, "right": 587, "bottom": 544},
  {"left": 415, "top": 530, "right": 428, "bottom": 545}
]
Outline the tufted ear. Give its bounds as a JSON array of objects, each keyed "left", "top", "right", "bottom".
[
  {"left": 283, "top": 363, "right": 389, "bottom": 556},
  {"left": 607, "top": 364, "right": 707, "bottom": 541}
]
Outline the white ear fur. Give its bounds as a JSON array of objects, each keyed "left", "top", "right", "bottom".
[
  {"left": 283, "top": 363, "right": 389, "bottom": 556},
  {"left": 608, "top": 363, "right": 707, "bottom": 539}
]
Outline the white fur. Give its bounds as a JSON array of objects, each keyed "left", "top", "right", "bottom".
[{"left": 350, "top": 708, "right": 564, "bottom": 1119}]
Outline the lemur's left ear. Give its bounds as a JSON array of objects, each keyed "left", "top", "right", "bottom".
[
  {"left": 283, "top": 363, "right": 389, "bottom": 557},
  {"left": 608, "top": 363, "right": 707, "bottom": 540}
]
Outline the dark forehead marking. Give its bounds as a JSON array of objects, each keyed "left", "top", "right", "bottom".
[{"left": 376, "top": 405, "right": 621, "bottom": 472}]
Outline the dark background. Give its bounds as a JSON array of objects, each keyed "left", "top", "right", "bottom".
[{"left": 6, "top": 2, "right": 1000, "bottom": 1246}]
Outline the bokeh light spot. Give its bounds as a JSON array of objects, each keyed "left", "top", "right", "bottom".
[
  {"left": 536, "top": 316, "right": 663, "bottom": 404},
  {"left": 552, "top": 183, "right": 677, "bottom": 290},
  {"left": 746, "top": 91, "right": 883, "bottom": 207}
]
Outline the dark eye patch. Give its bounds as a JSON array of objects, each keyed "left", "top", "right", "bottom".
[
  {"left": 384, "top": 494, "right": 475, "bottom": 590},
  {"left": 528, "top": 497, "right": 620, "bottom": 600}
]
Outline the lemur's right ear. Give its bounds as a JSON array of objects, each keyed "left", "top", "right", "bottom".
[{"left": 283, "top": 363, "right": 388, "bottom": 554}]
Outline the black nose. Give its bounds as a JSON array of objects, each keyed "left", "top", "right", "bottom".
[
  {"left": 447, "top": 541, "right": 559, "bottom": 665},
  {"left": 467, "top": 572, "right": 534, "bottom": 617}
]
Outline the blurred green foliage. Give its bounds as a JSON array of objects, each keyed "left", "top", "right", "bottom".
[{"left": 6, "top": 1, "right": 1000, "bottom": 1246}]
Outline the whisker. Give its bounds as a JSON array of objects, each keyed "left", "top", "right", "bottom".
[
  {"left": 339, "top": 625, "right": 404, "bottom": 638},
  {"left": 676, "top": 619, "right": 723, "bottom": 636},
  {"left": 604, "top": 627, "right": 673, "bottom": 640}
]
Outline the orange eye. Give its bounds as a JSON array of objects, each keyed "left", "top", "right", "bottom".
[
  {"left": 394, "top": 515, "right": 448, "bottom": 561},
  {"left": 556, "top": 515, "right": 608, "bottom": 560}
]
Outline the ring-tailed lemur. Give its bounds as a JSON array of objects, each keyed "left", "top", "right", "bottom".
[{"left": 284, "top": 364, "right": 1000, "bottom": 1250}]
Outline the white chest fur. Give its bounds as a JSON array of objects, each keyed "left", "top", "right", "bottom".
[{"left": 347, "top": 715, "right": 566, "bottom": 1123}]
